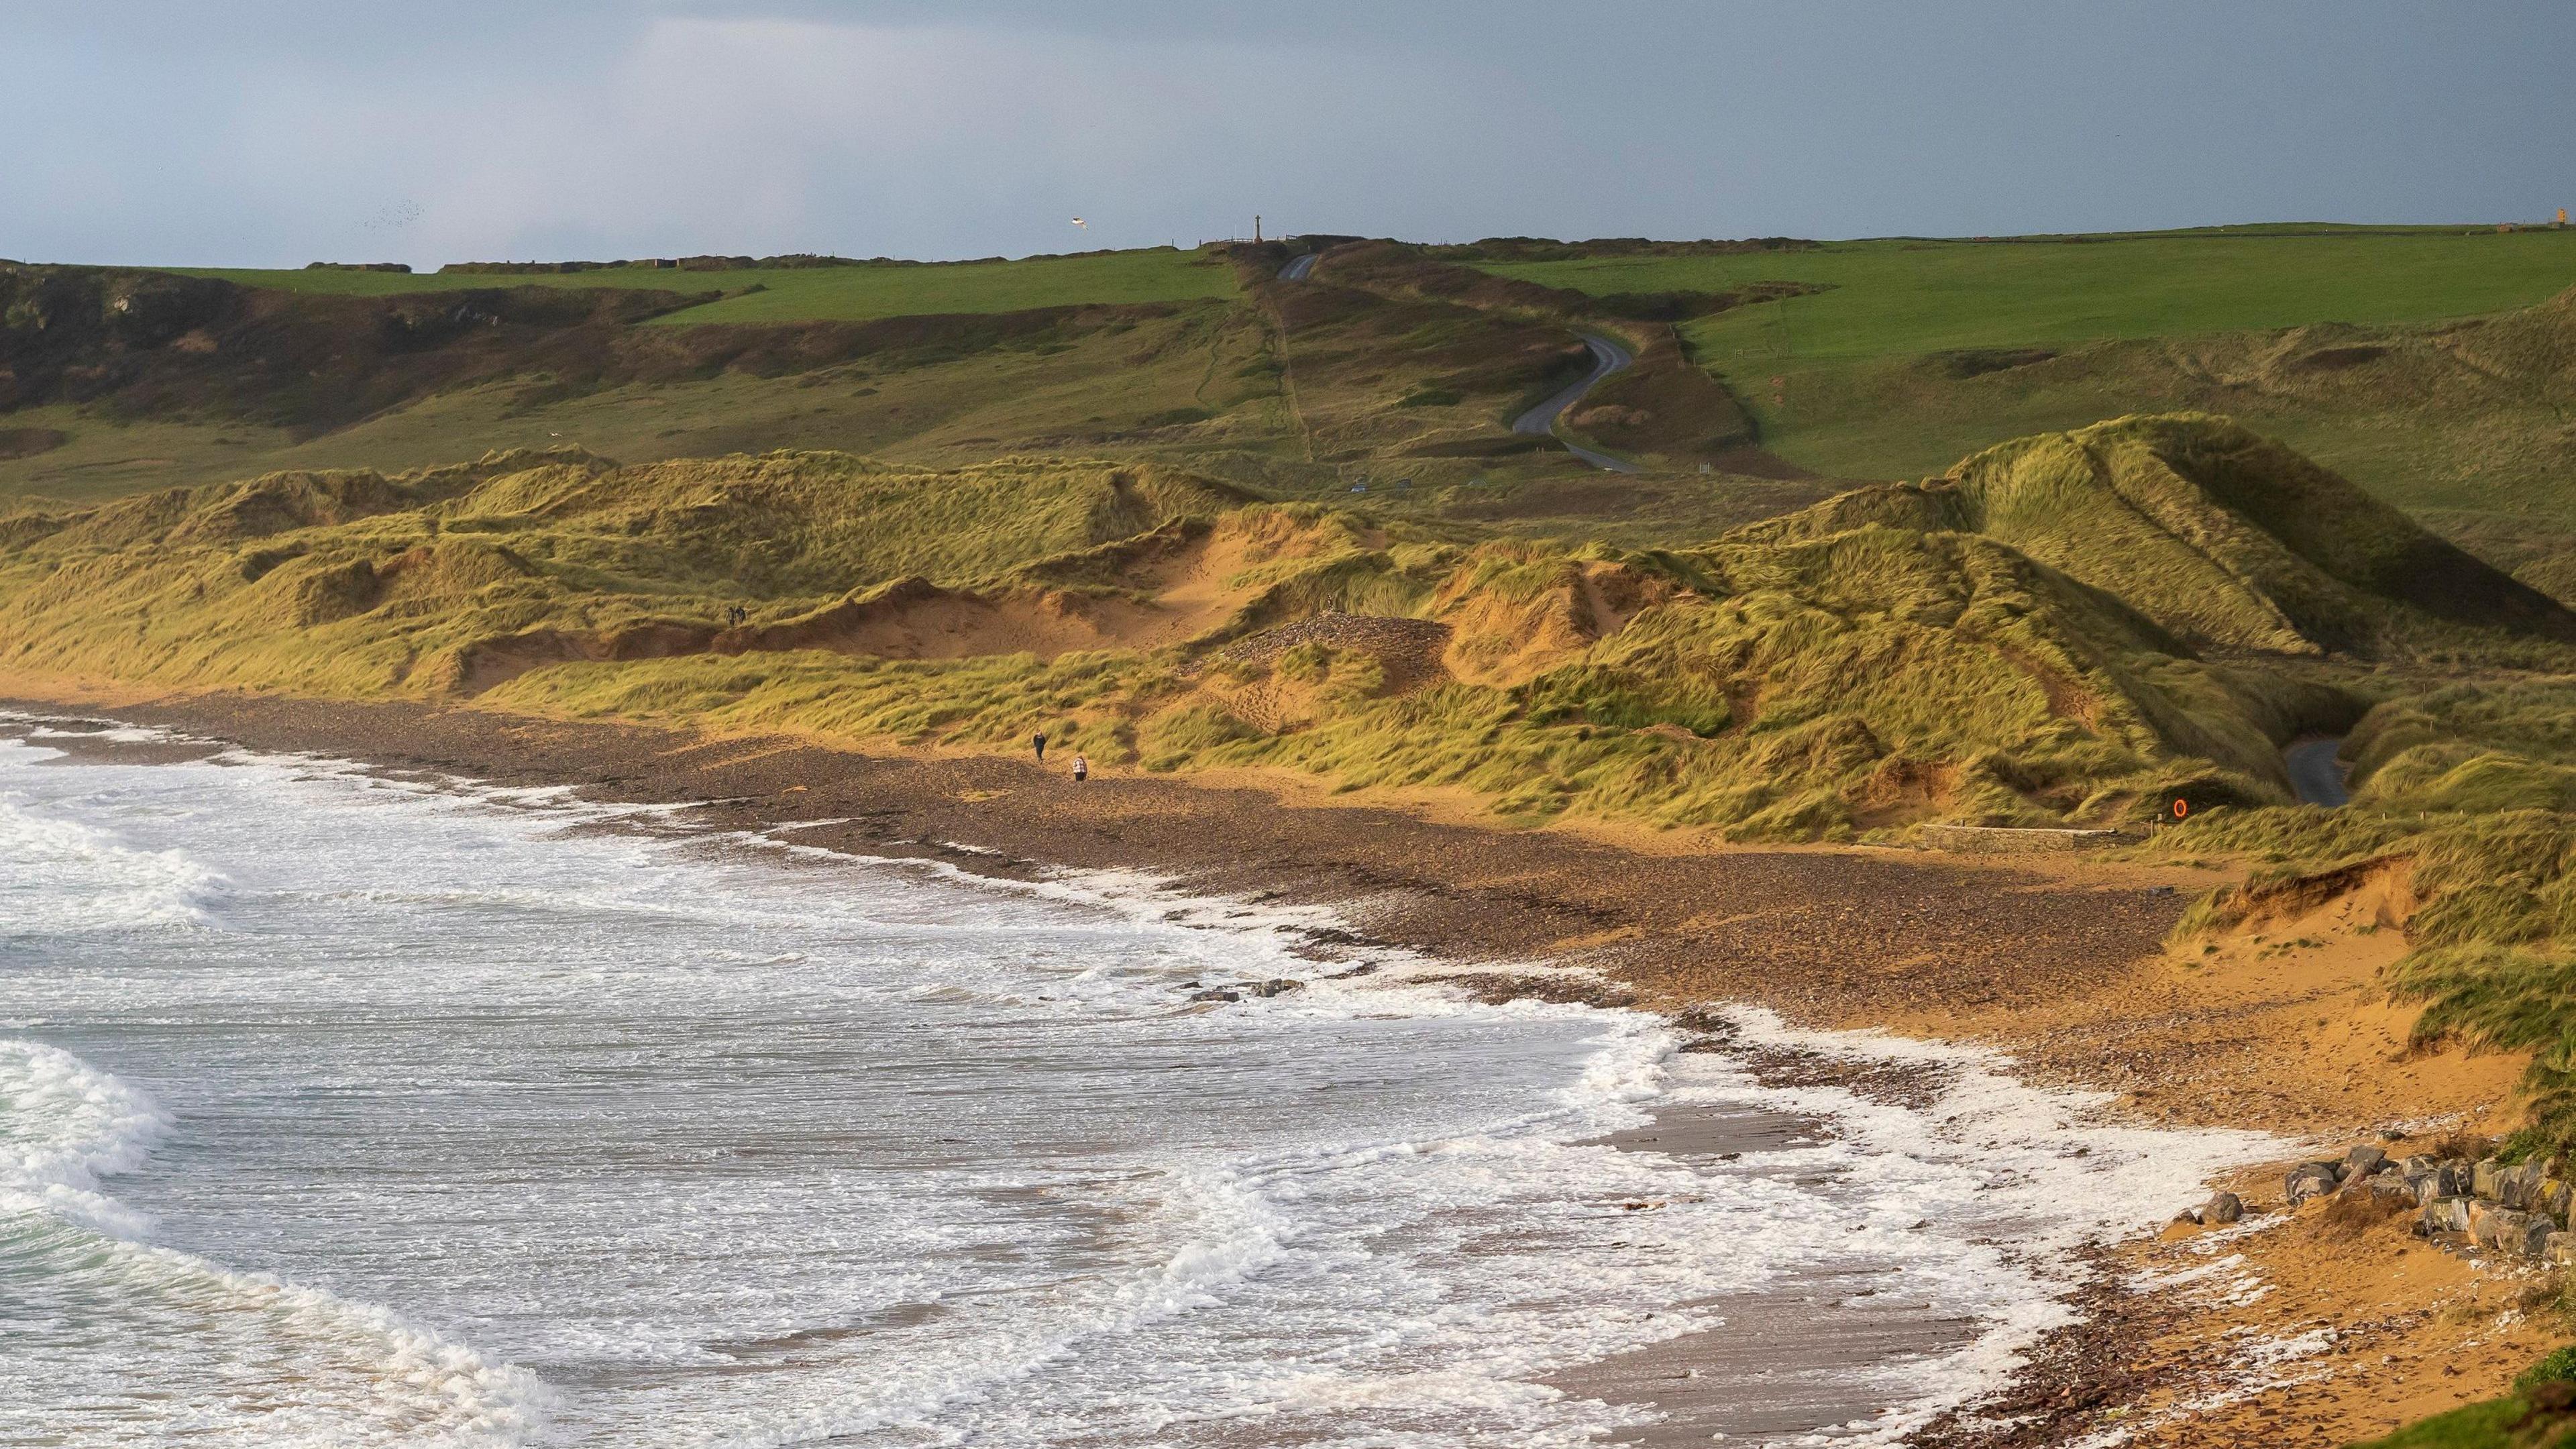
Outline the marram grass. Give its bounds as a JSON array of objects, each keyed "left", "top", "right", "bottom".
[{"left": 21, "top": 419, "right": 2576, "bottom": 1148}]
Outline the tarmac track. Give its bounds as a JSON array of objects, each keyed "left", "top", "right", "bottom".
[
  {"left": 1510, "top": 333, "right": 1639, "bottom": 473},
  {"left": 1277, "top": 248, "right": 1635, "bottom": 472},
  {"left": 2284, "top": 736, "right": 2351, "bottom": 807}
]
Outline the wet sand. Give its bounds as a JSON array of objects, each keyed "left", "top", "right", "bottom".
[{"left": 1576, "top": 1097, "right": 1980, "bottom": 1445}]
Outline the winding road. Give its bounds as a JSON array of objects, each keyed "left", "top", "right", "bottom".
[
  {"left": 1510, "top": 333, "right": 1638, "bottom": 473},
  {"left": 2284, "top": 737, "right": 2351, "bottom": 808},
  {"left": 1274, "top": 249, "right": 1635, "bottom": 472}
]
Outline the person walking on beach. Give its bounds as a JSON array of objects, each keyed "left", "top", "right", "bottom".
[
  {"left": 1032, "top": 730, "right": 1048, "bottom": 764},
  {"left": 1071, "top": 753, "right": 1089, "bottom": 783}
]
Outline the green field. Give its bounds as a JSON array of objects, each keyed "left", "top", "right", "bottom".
[
  {"left": 1477, "top": 227, "right": 2576, "bottom": 531},
  {"left": 173, "top": 246, "right": 1238, "bottom": 325},
  {"left": 1483, "top": 228, "right": 2576, "bottom": 365}
]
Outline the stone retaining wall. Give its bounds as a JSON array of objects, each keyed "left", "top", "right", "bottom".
[{"left": 2280, "top": 1144, "right": 2576, "bottom": 1263}]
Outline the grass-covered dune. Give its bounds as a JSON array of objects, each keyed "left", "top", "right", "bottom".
[
  {"left": 1, "top": 412, "right": 2534, "bottom": 838},
  {"left": 1743, "top": 414, "right": 2576, "bottom": 657},
  {"left": 28, "top": 407, "right": 2576, "bottom": 1252}
]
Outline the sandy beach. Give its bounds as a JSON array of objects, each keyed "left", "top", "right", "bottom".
[{"left": 5, "top": 687, "right": 2551, "bottom": 1444}]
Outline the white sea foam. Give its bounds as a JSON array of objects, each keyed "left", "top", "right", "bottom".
[
  {"left": 0, "top": 1038, "right": 172, "bottom": 1237},
  {"left": 0, "top": 1038, "right": 552, "bottom": 1446},
  {"left": 1650, "top": 1006, "right": 2284, "bottom": 1441},
  {"left": 0, "top": 717, "right": 2289, "bottom": 1446},
  {"left": 0, "top": 752, "right": 231, "bottom": 933}
]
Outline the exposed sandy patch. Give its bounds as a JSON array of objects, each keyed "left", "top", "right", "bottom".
[
  {"left": 1883, "top": 864, "right": 2524, "bottom": 1140},
  {"left": 1892, "top": 864, "right": 2543, "bottom": 1446}
]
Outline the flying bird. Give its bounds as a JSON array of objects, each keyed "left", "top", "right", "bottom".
[{"left": 1071, "top": 218, "right": 1087, "bottom": 229}]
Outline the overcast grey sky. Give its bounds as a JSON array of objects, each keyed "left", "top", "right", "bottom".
[{"left": 6, "top": 1, "right": 2571, "bottom": 268}]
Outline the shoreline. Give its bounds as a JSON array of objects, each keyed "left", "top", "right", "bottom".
[{"left": 2, "top": 690, "right": 2553, "bottom": 1444}]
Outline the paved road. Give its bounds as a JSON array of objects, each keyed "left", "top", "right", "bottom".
[
  {"left": 2284, "top": 736, "right": 2350, "bottom": 808},
  {"left": 1280, "top": 250, "right": 1633, "bottom": 472},
  {"left": 1511, "top": 333, "right": 1639, "bottom": 473}
]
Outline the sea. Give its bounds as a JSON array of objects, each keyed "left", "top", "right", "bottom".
[{"left": 0, "top": 716, "right": 2274, "bottom": 1447}]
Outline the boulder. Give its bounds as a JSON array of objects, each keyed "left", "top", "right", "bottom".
[
  {"left": 1187, "top": 988, "right": 1241, "bottom": 1003},
  {"left": 2544, "top": 1179, "right": 2574, "bottom": 1227},
  {"left": 2203, "top": 1191, "right": 2244, "bottom": 1225},
  {"left": 2286, "top": 1165, "right": 2341, "bottom": 1204},
  {"left": 2499, "top": 1161, "right": 2542, "bottom": 1210},
  {"left": 2438, "top": 1159, "right": 2472, "bottom": 1195},
  {"left": 2473, "top": 1207, "right": 2551, "bottom": 1256},
  {"left": 2401, "top": 1153, "right": 2438, "bottom": 1179},
  {"left": 2475, "top": 1157, "right": 2503, "bottom": 1199},
  {"left": 2422, "top": 1197, "right": 2474, "bottom": 1234},
  {"left": 2471, "top": 1206, "right": 2518, "bottom": 1250},
  {"left": 2549, "top": 1231, "right": 2576, "bottom": 1268},
  {"left": 2505, "top": 1213, "right": 2555, "bottom": 1258},
  {"left": 1245, "top": 979, "right": 1305, "bottom": 998},
  {"left": 2362, "top": 1175, "right": 2418, "bottom": 1211},
  {"left": 2346, "top": 1145, "right": 2390, "bottom": 1177}
]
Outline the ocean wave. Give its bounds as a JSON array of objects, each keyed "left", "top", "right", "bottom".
[
  {"left": 0, "top": 1038, "right": 553, "bottom": 1446},
  {"left": 0, "top": 768, "right": 231, "bottom": 934},
  {"left": 0, "top": 717, "right": 2292, "bottom": 1444},
  {"left": 0, "top": 1039, "right": 172, "bottom": 1238}
]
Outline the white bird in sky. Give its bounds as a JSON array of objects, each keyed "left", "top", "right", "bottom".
[{"left": 1071, "top": 217, "right": 1087, "bottom": 229}]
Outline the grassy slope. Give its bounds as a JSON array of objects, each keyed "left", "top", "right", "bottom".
[
  {"left": 2, "top": 244, "right": 1599, "bottom": 508},
  {"left": 0, "top": 414, "right": 2519, "bottom": 839},
  {"left": 20, "top": 413, "right": 2576, "bottom": 1442},
  {"left": 0, "top": 299, "right": 1311, "bottom": 506},
  {"left": 173, "top": 248, "right": 1238, "bottom": 324}
]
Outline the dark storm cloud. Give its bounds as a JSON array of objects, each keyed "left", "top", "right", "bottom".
[{"left": 4, "top": 1, "right": 2571, "bottom": 267}]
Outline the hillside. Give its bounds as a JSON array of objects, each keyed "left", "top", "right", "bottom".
[
  {"left": 1741, "top": 414, "right": 2576, "bottom": 655},
  {"left": 1472, "top": 230, "right": 2576, "bottom": 601},
  {"left": 7, "top": 414, "right": 2549, "bottom": 837},
  {"left": 17, "top": 229, "right": 2576, "bottom": 613},
  {"left": 0, "top": 260, "right": 1291, "bottom": 502},
  {"left": 18, "top": 230, "right": 2576, "bottom": 1440}
]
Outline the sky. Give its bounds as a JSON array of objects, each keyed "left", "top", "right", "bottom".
[{"left": 5, "top": 1, "right": 2573, "bottom": 268}]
